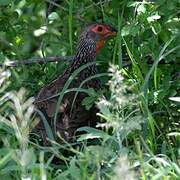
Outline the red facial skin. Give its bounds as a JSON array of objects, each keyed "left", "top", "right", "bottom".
[
  {"left": 96, "top": 39, "right": 105, "bottom": 53},
  {"left": 91, "top": 24, "right": 116, "bottom": 53}
]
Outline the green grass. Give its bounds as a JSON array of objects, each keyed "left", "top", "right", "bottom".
[{"left": 0, "top": 0, "right": 179, "bottom": 179}]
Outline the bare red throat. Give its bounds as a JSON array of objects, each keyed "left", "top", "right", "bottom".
[{"left": 96, "top": 39, "right": 105, "bottom": 53}]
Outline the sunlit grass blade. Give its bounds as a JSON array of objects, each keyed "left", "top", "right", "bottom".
[
  {"left": 113, "top": 8, "right": 124, "bottom": 67},
  {"left": 0, "top": 151, "right": 13, "bottom": 170},
  {"left": 68, "top": 0, "right": 73, "bottom": 54},
  {"left": 35, "top": 108, "right": 55, "bottom": 142},
  {"left": 123, "top": 37, "right": 144, "bottom": 83}
]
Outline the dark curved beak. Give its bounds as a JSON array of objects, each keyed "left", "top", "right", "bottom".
[
  {"left": 107, "top": 26, "right": 117, "bottom": 37},
  {"left": 110, "top": 26, "right": 117, "bottom": 34}
]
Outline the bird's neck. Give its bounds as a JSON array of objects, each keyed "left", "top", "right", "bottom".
[
  {"left": 66, "top": 39, "right": 97, "bottom": 75},
  {"left": 61, "top": 38, "right": 101, "bottom": 89}
]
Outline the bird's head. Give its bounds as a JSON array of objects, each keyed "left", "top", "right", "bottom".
[{"left": 79, "top": 23, "right": 117, "bottom": 53}]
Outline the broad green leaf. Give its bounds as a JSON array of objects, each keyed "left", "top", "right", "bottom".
[
  {"left": 169, "top": 97, "right": 180, "bottom": 102},
  {"left": 48, "top": 12, "right": 60, "bottom": 21},
  {"left": 147, "top": 14, "right": 161, "bottom": 22}
]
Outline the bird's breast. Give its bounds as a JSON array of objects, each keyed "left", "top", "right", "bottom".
[{"left": 96, "top": 39, "right": 105, "bottom": 53}]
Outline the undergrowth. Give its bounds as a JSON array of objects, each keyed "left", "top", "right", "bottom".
[
  {"left": 0, "top": 0, "right": 179, "bottom": 180},
  {"left": 0, "top": 63, "right": 179, "bottom": 179}
]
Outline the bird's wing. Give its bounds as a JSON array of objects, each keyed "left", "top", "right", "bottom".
[{"left": 35, "top": 77, "right": 65, "bottom": 117}]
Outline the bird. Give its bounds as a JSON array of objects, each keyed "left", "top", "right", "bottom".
[{"left": 34, "top": 23, "right": 117, "bottom": 142}]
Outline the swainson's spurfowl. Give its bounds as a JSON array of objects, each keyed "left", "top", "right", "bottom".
[{"left": 34, "top": 23, "right": 116, "bottom": 142}]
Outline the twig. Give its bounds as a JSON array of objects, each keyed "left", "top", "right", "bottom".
[
  {"left": 0, "top": 56, "right": 131, "bottom": 68},
  {"left": 0, "top": 56, "right": 74, "bottom": 67},
  {"left": 83, "top": 0, "right": 112, "bottom": 13},
  {"left": 1, "top": 54, "right": 178, "bottom": 68},
  {"left": 45, "top": 0, "right": 68, "bottom": 11}
]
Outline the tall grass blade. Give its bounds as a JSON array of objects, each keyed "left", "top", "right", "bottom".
[
  {"left": 53, "top": 62, "right": 96, "bottom": 132},
  {"left": 70, "top": 73, "right": 108, "bottom": 113},
  {"left": 68, "top": 0, "right": 73, "bottom": 54}
]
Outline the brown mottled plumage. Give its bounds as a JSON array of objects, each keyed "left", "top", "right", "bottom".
[{"left": 34, "top": 23, "right": 116, "bottom": 142}]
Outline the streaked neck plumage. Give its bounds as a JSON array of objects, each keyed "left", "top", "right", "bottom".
[{"left": 65, "top": 37, "right": 97, "bottom": 77}]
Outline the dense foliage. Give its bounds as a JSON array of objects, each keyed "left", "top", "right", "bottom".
[{"left": 0, "top": 0, "right": 179, "bottom": 179}]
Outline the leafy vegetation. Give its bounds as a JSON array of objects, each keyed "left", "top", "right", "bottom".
[{"left": 0, "top": 0, "right": 179, "bottom": 179}]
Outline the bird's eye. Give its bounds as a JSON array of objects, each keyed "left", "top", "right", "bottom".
[{"left": 97, "top": 26, "right": 103, "bottom": 32}]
